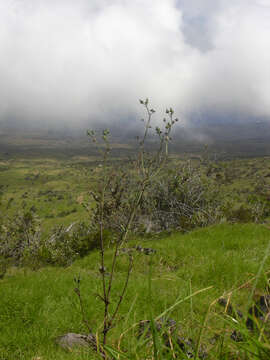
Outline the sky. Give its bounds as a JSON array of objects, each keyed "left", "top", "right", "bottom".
[{"left": 0, "top": 0, "right": 270, "bottom": 130}]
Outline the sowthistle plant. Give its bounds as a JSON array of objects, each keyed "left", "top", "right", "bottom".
[{"left": 75, "top": 99, "right": 178, "bottom": 349}]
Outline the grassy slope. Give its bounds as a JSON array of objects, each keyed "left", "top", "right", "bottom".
[
  {"left": 0, "top": 157, "right": 93, "bottom": 235},
  {"left": 1, "top": 155, "right": 270, "bottom": 238},
  {"left": 1, "top": 223, "right": 270, "bottom": 359}
]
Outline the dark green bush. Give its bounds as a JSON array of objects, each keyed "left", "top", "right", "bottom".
[
  {"left": 0, "top": 256, "right": 7, "bottom": 279},
  {"left": 0, "top": 211, "right": 41, "bottom": 266},
  {"left": 43, "top": 223, "right": 113, "bottom": 266},
  {"left": 140, "top": 162, "right": 222, "bottom": 232},
  {"left": 0, "top": 209, "right": 115, "bottom": 267},
  {"left": 223, "top": 202, "right": 266, "bottom": 224}
]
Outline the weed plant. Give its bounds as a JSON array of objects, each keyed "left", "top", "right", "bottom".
[{"left": 81, "top": 99, "right": 178, "bottom": 347}]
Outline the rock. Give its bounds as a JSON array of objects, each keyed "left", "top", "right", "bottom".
[
  {"left": 246, "top": 295, "right": 270, "bottom": 330},
  {"left": 218, "top": 294, "right": 270, "bottom": 340},
  {"left": 118, "top": 245, "right": 157, "bottom": 256},
  {"left": 231, "top": 330, "right": 244, "bottom": 342},
  {"left": 134, "top": 245, "right": 157, "bottom": 255},
  {"left": 175, "top": 335, "right": 194, "bottom": 358},
  {"left": 137, "top": 317, "right": 177, "bottom": 338},
  {"left": 56, "top": 333, "right": 96, "bottom": 351},
  {"left": 117, "top": 247, "right": 134, "bottom": 255},
  {"left": 218, "top": 297, "right": 243, "bottom": 319},
  {"left": 137, "top": 318, "right": 207, "bottom": 359}
]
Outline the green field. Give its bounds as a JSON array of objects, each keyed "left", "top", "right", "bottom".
[
  {"left": 1, "top": 154, "right": 270, "bottom": 232},
  {"left": 1, "top": 149, "right": 270, "bottom": 359},
  {"left": 0, "top": 156, "right": 96, "bottom": 234},
  {"left": 1, "top": 224, "right": 270, "bottom": 359}
]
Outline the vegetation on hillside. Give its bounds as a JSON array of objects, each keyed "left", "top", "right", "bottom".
[
  {"left": 1, "top": 101, "right": 270, "bottom": 359},
  {"left": 1, "top": 224, "right": 270, "bottom": 359}
]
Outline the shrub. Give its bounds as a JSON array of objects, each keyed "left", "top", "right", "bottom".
[
  {"left": 0, "top": 211, "right": 41, "bottom": 266},
  {"left": 223, "top": 202, "right": 266, "bottom": 224},
  {"left": 140, "top": 160, "right": 222, "bottom": 232},
  {"left": 43, "top": 222, "right": 113, "bottom": 266}
]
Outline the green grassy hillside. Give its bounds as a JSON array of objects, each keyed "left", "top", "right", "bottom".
[
  {"left": 1, "top": 155, "right": 270, "bottom": 237},
  {"left": 1, "top": 223, "right": 270, "bottom": 359}
]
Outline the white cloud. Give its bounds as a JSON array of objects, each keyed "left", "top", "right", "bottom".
[{"left": 0, "top": 0, "right": 269, "bottom": 129}]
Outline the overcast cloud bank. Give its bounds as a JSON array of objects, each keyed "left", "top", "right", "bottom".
[{"left": 0, "top": 0, "right": 269, "bottom": 129}]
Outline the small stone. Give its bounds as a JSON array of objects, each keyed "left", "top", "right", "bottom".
[
  {"left": 231, "top": 330, "right": 244, "bottom": 342},
  {"left": 56, "top": 333, "right": 96, "bottom": 351}
]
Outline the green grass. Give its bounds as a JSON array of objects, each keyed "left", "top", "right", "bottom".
[
  {"left": 2, "top": 153, "right": 270, "bottom": 358},
  {"left": 0, "top": 157, "right": 98, "bottom": 235},
  {"left": 1, "top": 154, "right": 270, "bottom": 235},
  {"left": 1, "top": 223, "right": 270, "bottom": 359}
]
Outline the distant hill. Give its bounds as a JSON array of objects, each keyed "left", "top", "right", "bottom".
[{"left": 1, "top": 121, "right": 270, "bottom": 159}]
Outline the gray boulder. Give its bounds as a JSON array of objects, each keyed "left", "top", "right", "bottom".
[{"left": 56, "top": 333, "right": 96, "bottom": 351}]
